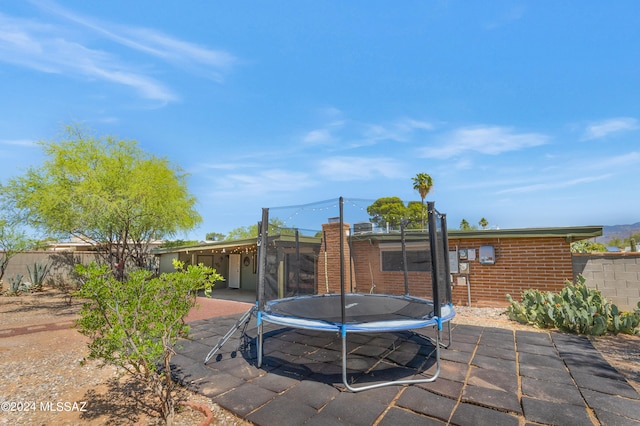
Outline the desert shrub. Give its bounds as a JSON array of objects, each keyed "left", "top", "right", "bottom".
[
  {"left": 506, "top": 275, "right": 640, "bottom": 335},
  {"left": 26, "top": 262, "right": 52, "bottom": 292},
  {"left": 5, "top": 273, "right": 28, "bottom": 295},
  {"left": 74, "top": 260, "right": 222, "bottom": 425}
]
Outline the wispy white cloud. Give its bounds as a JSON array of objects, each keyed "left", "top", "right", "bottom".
[
  {"left": 419, "top": 125, "right": 549, "bottom": 159},
  {"left": 483, "top": 5, "right": 527, "bottom": 30},
  {"left": 0, "top": 139, "right": 37, "bottom": 147},
  {"left": 582, "top": 117, "right": 638, "bottom": 140},
  {"left": 211, "top": 169, "right": 315, "bottom": 197},
  {"left": 301, "top": 115, "right": 434, "bottom": 149},
  {"left": 126, "top": 29, "right": 235, "bottom": 81},
  {"left": 32, "top": 0, "right": 235, "bottom": 80},
  {"left": 0, "top": 13, "right": 177, "bottom": 103},
  {"left": 0, "top": 1, "right": 236, "bottom": 104},
  {"left": 303, "top": 128, "right": 336, "bottom": 145},
  {"left": 360, "top": 118, "right": 434, "bottom": 145},
  {"left": 496, "top": 174, "right": 612, "bottom": 195},
  {"left": 318, "top": 156, "right": 405, "bottom": 181},
  {"left": 596, "top": 151, "right": 640, "bottom": 168}
]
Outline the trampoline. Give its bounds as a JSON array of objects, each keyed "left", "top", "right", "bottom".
[
  {"left": 261, "top": 293, "right": 455, "bottom": 332},
  {"left": 205, "top": 197, "right": 455, "bottom": 392}
]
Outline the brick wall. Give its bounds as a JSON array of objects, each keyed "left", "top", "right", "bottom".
[
  {"left": 447, "top": 237, "right": 574, "bottom": 308},
  {"left": 350, "top": 240, "right": 434, "bottom": 299},
  {"left": 572, "top": 253, "right": 640, "bottom": 312},
  {"left": 319, "top": 224, "right": 577, "bottom": 308}
]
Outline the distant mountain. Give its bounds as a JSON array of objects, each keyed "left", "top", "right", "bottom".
[{"left": 601, "top": 222, "right": 640, "bottom": 243}]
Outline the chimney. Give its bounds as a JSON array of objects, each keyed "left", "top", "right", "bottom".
[{"left": 317, "top": 221, "right": 355, "bottom": 294}]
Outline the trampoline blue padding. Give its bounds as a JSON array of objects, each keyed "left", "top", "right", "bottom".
[{"left": 261, "top": 293, "right": 455, "bottom": 333}]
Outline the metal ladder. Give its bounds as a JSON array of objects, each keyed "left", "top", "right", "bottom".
[{"left": 204, "top": 304, "right": 257, "bottom": 364}]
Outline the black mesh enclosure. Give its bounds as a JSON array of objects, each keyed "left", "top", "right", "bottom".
[
  {"left": 253, "top": 197, "right": 454, "bottom": 392},
  {"left": 256, "top": 197, "right": 452, "bottom": 319},
  {"left": 427, "top": 202, "right": 452, "bottom": 318}
]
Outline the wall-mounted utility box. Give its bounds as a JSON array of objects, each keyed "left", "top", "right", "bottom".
[
  {"left": 479, "top": 245, "right": 496, "bottom": 265},
  {"left": 449, "top": 251, "right": 459, "bottom": 273},
  {"left": 458, "top": 248, "right": 468, "bottom": 260}
]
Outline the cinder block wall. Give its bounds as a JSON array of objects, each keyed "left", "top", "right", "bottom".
[
  {"left": 572, "top": 253, "right": 640, "bottom": 312},
  {"left": 1, "top": 251, "right": 97, "bottom": 290}
]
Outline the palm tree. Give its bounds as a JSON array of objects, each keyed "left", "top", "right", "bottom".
[
  {"left": 411, "top": 173, "right": 433, "bottom": 230},
  {"left": 479, "top": 217, "right": 489, "bottom": 229}
]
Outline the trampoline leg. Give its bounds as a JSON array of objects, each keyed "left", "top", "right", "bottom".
[
  {"left": 436, "top": 320, "right": 453, "bottom": 349},
  {"left": 416, "top": 320, "right": 453, "bottom": 349},
  {"left": 444, "top": 320, "right": 452, "bottom": 348},
  {"left": 341, "top": 329, "right": 349, "bottom": 390},
  {"left": 257, "top": 314, "right": 264, "bottom": 368},
  {"left": 342, "top": 328, "right": 442, "bottom": 393}
]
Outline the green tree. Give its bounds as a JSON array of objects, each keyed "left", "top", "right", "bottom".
[
  {"left": 205, "top": 232, "right": 226, "bottom": 241},
  {"left": 479, "top": 217, "right": 489, "bottom": 229},
  {"left": 570, "top": 240, "right": 607, "bottom": 253},
  {"left": 225, "top": 218, "right": 292, "bottom": 240},
  {"left": 411, "top": 172, "right": 433, "bottom": 229},
  {"left": 607, "top": 237, "right": 624, "bottom": 248},
  {"left": 75, "top": 260, "right": 222, "bottom": 425},
  {"left": 226, "top": 224, "right": 258, "bottom": 240},
  {"left": 621, "top": 232, "right": 640, "bottom": 250},
  {"left": 405, "top": 201, "right": 425, "bottom": 229},
  {"left": 366, "top": 197, "right": 408, "bottom": 230},
  {"left": 159, "top": 240, "right": 200, "bottom": 249},
  {"left": 1, "top": 125, "right": 201, "bottom": 280},
  {"left": 459, "top": 219, "right": 477, "bottom": 231}
]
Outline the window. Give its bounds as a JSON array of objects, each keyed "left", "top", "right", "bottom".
[{"left": 380, "top": 243, "right": 431, "bottom": 272}]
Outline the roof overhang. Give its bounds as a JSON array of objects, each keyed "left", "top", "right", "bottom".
[
  {"left": 351, "top": 226, "right": 603, "bottom": 243},
  {"left": 151, "top": 233, "right": 323, "bottom": 255},
  {"left": 447, "top": 226, "right": 603, "bottom": 242},
  {"left": 152, "top": 226, "right": 603, "bottom": 254},
  {"left": 151, "top": 237, "right": 259, "bottom": 255}
]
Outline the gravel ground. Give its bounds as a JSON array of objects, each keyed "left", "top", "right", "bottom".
[{"left": 0, "top": 289, "right": 250, "bottom": 426}]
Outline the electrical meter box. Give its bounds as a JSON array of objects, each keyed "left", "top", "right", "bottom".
[
  {"left": 479, "top": 245, "right": 496, "bottom": 265},
  {"left": 458, "top": 248, "right": 468, "bottom": 260}
]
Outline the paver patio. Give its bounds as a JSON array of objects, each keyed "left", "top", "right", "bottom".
[{"left": 173, "top": 307, "right": 640, "bottom": 425}]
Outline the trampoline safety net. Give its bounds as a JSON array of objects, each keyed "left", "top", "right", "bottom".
[{"left": 255, "top": 197, "right": 453, "bottom": 320}]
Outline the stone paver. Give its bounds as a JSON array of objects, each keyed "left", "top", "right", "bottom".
[
  {"left": 581, "top": 388, "right": 640, "bottom": 423},
  {"left": 378, "top": 407, "right": 446, "bottom": 426},
  {"left": 395, "top": 386, "right": 457, "bottom": 421},
  {"left": 521, "top": 376, "right": 586, "bottom": 406},
  {"left": 521, "top": 396, "right": 592, "bottom": 425},
  {"left": 172, "top": 312, "right": 640, "bottom": 425}
]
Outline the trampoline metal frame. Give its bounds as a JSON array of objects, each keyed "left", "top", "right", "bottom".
[{"left": 253, "top": 198, "right": 455, "bottom": 392}]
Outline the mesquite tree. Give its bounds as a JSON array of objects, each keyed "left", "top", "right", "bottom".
[{"left": 1, "top": 125, "right": 201, "bottom": 280}]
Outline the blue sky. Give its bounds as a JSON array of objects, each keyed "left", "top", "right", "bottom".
[{"left": 1, "top": 1, "right": 639, "bottom": 240}]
